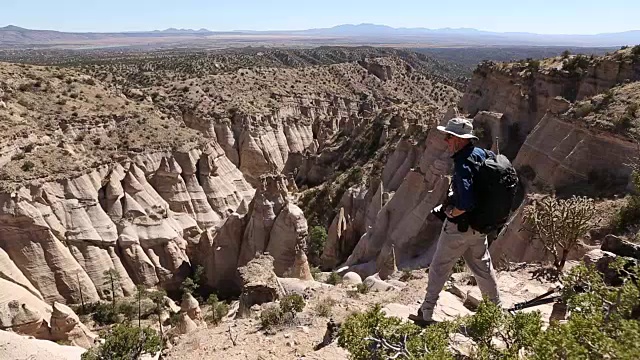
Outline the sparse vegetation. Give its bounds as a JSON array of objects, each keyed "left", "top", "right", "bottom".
[
  {"left": 260, "top": 294, "right": 306, "bottom": 330},
  {"left": 307, "top": 226, "right": 328, "bottom": 264},
  {"left": 326, "top": 271, "right": 342, "bottom": 285},
  {"left": 20, "top": 160, "right": 34, "bottom": 171},
  {"left": 206, "top": 294, "right": 229, "bottom": 325},
  {"left": 103, "top": 268, "right": 120, "bottom": 308},
  {"left": 338, "top": 260, "right": 640, "bottom": 359},
  {"left": 180, "top": 265, "right": 205, "bottom": 301},
  {"left": 313, "top": 297, "right": 337, "bottom": 317},
  {"left": 81, "top": 323, "right": 161, "bottom": 360},
  {"left": 523, "top": 195, "right": 596, "bottom": 271},
  {"left": 612, "top": 170, "right": 640, "bottom": 232}
]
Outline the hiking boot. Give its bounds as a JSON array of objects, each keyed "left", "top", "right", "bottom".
[{"left": 417, "top": 307, "right": 434, "bottom": 322}]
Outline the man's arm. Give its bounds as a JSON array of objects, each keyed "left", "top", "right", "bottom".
[{"left": 448, "top": 161, "right": 475, "bottom": 218}]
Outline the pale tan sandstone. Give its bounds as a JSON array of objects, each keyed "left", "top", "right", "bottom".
[
  {"left": 49, "top": 302, "right": 97, "bottom": 349},
  {"left": 342, "top": 272, "right": 363, "bottom": 285},
  {"left": 237, "top": 255, "right": 284, "bottom": 317},
  {"left": 180, "top": 293, "right": 202, "bottom": 321},
  {"left": 196, "top": 213, "right": 245, "bottom": 292},
  {"left": 0, "top": 298, "right": 49, "bottom": 339},
  {"left": 490, "top": 115, "right": 637, "bottom": 263},
  {"left": 173, "top": 312, "right": 198, "bottom": 335},
  {"left": 0, "top": 330, "right": 86, "bottom": 360},
  {"left": 287, "top": 245, "right": 314, "bottom": 281},
  {"left": 321, "top": 207, "right": 350, "bottom": 270},
  {"left": 266, "top": 201, "right": 308, "bottom": 276},
  {"left": 238, "top": 175, "right": 288, "bottom": 267}
]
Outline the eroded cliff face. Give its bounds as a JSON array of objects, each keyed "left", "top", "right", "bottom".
[
  {"left": 0, "top": 50, "right": 470, "bottom": 348},
  {"left": 460, "top": 50, "right": 640, "bottom": 158},
  {"left": 322, "top": 108, "right": 458, "bottom": 276},
  {"left": 334, "top": 50, "right": 640, "bottom": 276},
  {"left": 0, "top": 141, "right": 254, "bottom": 303}
]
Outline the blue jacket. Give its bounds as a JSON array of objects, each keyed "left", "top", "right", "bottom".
[{"left": 450, "top": 144, "right": 493, "bottom": 212}]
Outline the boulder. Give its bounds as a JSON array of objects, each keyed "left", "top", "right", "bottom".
[
  {"left": 582, "top": 249, "right": 619, "bottom": 284},
  {"left": 601, "top": 235, "right": 640, "bottom": 259},
  {"left": 237, "top": 255, "right": 284, "bottom": 317},
  {"left": 49, "top": 302, "right": 97, "bottom": 349},
  {"left": 342, "top": 272, "right": 363, "bottom": 285},
  {"left": 164, "top": 296, "right": 181, "bottom": 314},
  {"left": 363, "top": 273, "right": 400, "bottom": 292},
  {"left": 174, "top": 312, "right": 198, "bottom": 335},
  {"left": 180, "top": 293, "right": 202, "bottom": 321},
  {"left": 3, "top": 301, "right": 49, "bottom": 339}
]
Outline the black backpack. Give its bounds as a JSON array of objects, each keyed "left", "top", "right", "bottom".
[{"left": 466, "top": 149, "right": 519, "bottom": 234}]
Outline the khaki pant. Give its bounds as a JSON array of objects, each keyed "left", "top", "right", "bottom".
[{"left": 420, "top": 219, "right": 501, "bottom": 320}]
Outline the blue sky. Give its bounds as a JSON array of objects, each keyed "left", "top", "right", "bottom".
[{"left": 1, "top": 0, "right": 638, "bottom": 34}]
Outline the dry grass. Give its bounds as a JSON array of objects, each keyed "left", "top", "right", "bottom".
[{"left": 0, "top": 62, "right": 202, "bottom": 188}]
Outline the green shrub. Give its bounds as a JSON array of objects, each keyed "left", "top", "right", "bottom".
[
  {"left": 180, "top": 265, "right": 205, "bottom": 301},
  {"left": 260, "top": 294, "right": 306, "bottom": 330},
  {"left": 81, "top": 324, "right": 161, "bottom": 360},
  {"left": 206, "top": 294, "right": 229, "bottom": 326},
  {"left": 313, "top": 297, "right": 336, "bottom": 317},
  {"left": 280, "top": 294, "right": 305, "bottom": 314},
  {"left": 118, "top": 301, "right": 137, "bottom": 322},
  {"left": 326, "top": 271, "right": 342, "bottom": 285},
  {"left": 260, "top": 304, "right": 283, "bottom": 329},
  {"left": 21, "top": 160, "right": 35, "bottom": 172},
  {"left": 523, "top": 196, "right": 596, "bottom": 270},
  {"left": 308, "top": 226, "right": 328, "bottom": 262},
  {"left": 92, "top": 302, "right": 120, "bottom": 326},
  {"left": 310, "top": 266, "right": 321, "bottom": 280},
  {"left": 531, "top": 260, "right": 640, "bottom": 359},
  {"left": 337, "top": 260, "right": 640, "bottom": 359},
  {"left": 612, "top": 171, "right": 640, "bottom": 231},
  {"left": 356, "top": 282, "right": 370, "bottom": 294},
  {"left": 338, "top": 304, "right": 456, "bottom": 360},
  {"left": 400, "top": 269, "right": 415, "bottom": 282},
  {"left": 464, "top": 300, "right": 543, "bottom": 359}
]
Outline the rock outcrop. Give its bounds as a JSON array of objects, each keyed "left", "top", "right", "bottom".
[
  {"left": 602, "top": 234, "right": 640, "bottom": 259},
  {"left": 0, "top": 144, "right": 255, "bottom": 305},
  {"left": 180, "top": 293, "right": 202, "bottom": 321},
  {"left": 173, "top": 312, "right": 198, "bottom": 335},
  {"left": 237, "top": 255, "right": 284, "bottom": 317},
  {"left": 0, "top": 330, "right": 86, "bottom": 360},
  {"left": 335, "top": 110, "right": 455, "bottom": 277},
  {"left": 49, "top": 302, "right": 97, "bottom": 349}
]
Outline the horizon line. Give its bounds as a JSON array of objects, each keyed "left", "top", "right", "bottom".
[{"left": 2, "top": 23, "right": 639, "bottom": 37}]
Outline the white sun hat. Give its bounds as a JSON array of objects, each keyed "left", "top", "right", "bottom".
[{"left": 436, "top": 117, "right": 479, "bottom": 140}]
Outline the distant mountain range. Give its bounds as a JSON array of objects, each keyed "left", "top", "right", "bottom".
[{"left": 1, "top": 23, "right": 639, "bottom": 49}]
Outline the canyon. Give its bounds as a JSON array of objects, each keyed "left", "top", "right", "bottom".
[{"left": 0, "top": 46, "right": 639, "bottom": 358}]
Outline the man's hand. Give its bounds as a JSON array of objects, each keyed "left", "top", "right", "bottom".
[{"left": 446, "top": 207, "right": 466, "bottom": 218}]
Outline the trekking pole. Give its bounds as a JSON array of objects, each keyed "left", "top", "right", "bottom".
[
  {"left": 495, "top": 136, "right": 500, "bottom": 155},
  {"left": 508, "top": 285, "right": 563, "bottom": 313}
]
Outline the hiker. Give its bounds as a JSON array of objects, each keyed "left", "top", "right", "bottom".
[{"left": 419, "top": 117, "right": 508, "bottom": 323}]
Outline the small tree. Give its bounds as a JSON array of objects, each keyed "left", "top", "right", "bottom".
[
  {"left": 135, "top": 285, "right": 147, "bottom": 328},
  {"left": 523, "top": 195, "right": 596, "bottom": 270},
  {"left": 149, "top": 290, "right": 168, "bottom": 342},
  {"left": 180, "top": 265, "right": 205, "bottom": 301},
  {"left": 103, "top": 268, "right": 120, "bottom": 308},
  {"left": 206, "top": 294, "right": 229, "bottom": 326},
  {"left": 308, "top": 225, "right": 328, "bottom": 263},
  {"left": 81, "top": 323, "right": 161, "bottom": 360}
]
